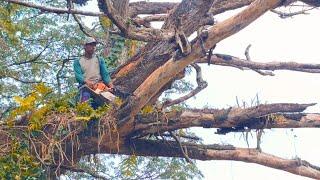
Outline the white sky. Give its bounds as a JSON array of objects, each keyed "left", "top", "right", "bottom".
[
  {"left": 81, "top": 1, "right": 320, "bottom": 179},
  {"left": 186, "top": 5, "right": 320, "bottom": 180}
]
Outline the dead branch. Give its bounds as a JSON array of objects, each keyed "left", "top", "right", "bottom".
[
  {"left": 271, "top": 7, "right": 316, "bottom": 18},
  {"left": 133, "top": 103, "right": 318, "bottom": 137},
  {"left": 169, "top": 131, "right": 193, "bottom": 164},
  {"left": 160, "top": 133, "right": 201, "bottom": 141},
  {"left": 244, "top": 44, "right": 275, "bottom": 76},
  {"left": 196, "top": 54, "right": 320, "bottom": 74},
  {"left": 162, "top": 64, "right": 207, "bottom": 108}
]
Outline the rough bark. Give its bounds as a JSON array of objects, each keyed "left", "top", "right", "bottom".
[
  {"left": 112, "top": 0, "right": 254, "bottom": 92},
  {"left": 128, "top": 2, "right": 178, "bottom": 17},
  {"left": 132, "top": 103, "right": 319, "bottom": 137},
  {"left": 119, "top": 0, "right": 283, "bottom": 131},
  {"left": 76, "top": 139, "right": 320, "bottom": 179}
]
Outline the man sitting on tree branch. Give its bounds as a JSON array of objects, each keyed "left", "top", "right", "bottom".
[{"left": 73, "top": 37, "right": 115, "bottom": 107}]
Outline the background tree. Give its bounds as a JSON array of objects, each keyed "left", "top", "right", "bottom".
[{"left": 1, "top": 0, "right": 320, "bottom": 179}]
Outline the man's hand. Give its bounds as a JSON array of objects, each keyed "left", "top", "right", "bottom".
[
  {"left": 85, "top": 80, "right": 95, "bottom": 89},
  {"left": 107, "top": 83, "right": 114, "bottom": 89},
  {"left": 105, "top": 83, "right": 114, "bottom": 92}
]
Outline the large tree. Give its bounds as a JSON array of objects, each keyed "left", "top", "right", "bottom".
[{"left": 1, "top": 0, "right": 320, "bottom": 179}]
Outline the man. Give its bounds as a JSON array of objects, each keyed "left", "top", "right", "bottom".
[{"left": 73, "top": 37, "right": 114, "bottom": 105}]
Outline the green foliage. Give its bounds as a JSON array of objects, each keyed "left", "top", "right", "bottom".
[
  {"left": 0, "top": 2, "right": 29, "bottom": 45},
  {"left": 75, "top": 102, "right": 111, "bottom": 121},
  {"left": 117, "top": 156, "right": 203, "bottom": 179},
  {"left": 105, "top": 35, "right": 126, "bottom": 67},
  {"left": 0, "top": 1, "right": 203, "bottom": 179},
  {"left": 7, "top": 83, "right": 52, "bottom": 129},
  {"left": 66, "top": 155, "right": 203, "bottom": 180},
  {"left": 0, "top": 140, "right": 44, "bottom": 179}
]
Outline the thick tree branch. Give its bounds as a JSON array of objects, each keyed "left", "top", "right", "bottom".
[
  {"left": 4, "top": 0, "right": 177, "bottom": 17},
  {"left": 98, "top": 0, "right": 174, "bottom": 42},
  {"left": 128, "top": 2, "right": 177, "bottom": 17},
  {"left": 79, "top": 139, "right": 320, "bottom": 179},
  {"left": 122, "top": 0, "right": 284, "bottom": 130},
  {"left": 126, "top": 140, "right": 320, "bottom": 179},
  {"left": 133, "top": 103, "right": 318, "bottom": 137},
  {"left": 133, "top": 15, "right": 168, "bottom": 28},
  {"left": 112, "top": 0, "right": 129, "bottom": 18}
]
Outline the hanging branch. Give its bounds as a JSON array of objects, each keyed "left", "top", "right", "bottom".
[
  {"left": 73, "top": 15, "right": 92, "bottom": 37},
  {"left": 169, "top": 131, "right": 193, "bottom": 164},
  {"left": 162, "top": 64, "right": 207, "bottom": 108}
]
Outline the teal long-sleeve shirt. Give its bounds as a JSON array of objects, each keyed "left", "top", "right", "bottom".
[{"left": 73, "top": 56, "right": 111, "bottom": 85}]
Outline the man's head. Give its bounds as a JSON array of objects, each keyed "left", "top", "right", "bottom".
[{"left": 84, "top": 37, "right": 97, "bottom": 56}]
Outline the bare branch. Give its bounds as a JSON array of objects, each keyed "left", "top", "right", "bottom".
[
  {"left": 271, "top": 7, "right": 316, "bottom": 18},
  {"left": 169, "top": 131, "right": 193, "bottom": 164},
  {"left": 243, "top": 44, "right": 275, "bottom": 76},
  {"left": 245, "top": 44, "right": 252, "bottom": 61},
  {"left": 72, "top": 13, "right": 93, "bottom": 37},
  {"left": 162, "top": 64, "right": 207, "bottom": 108},
  {"left": 160, "top": 133, "right": 201, "bottom": 141},
  {"left": 196, "top": 54, "right": 320, "bottom": 74},
  {"left": 8, "top": 43, "right": 49, "bottom": 66},
  {"left": 1, "top": 75, "right": 41, "bottom": 84}
]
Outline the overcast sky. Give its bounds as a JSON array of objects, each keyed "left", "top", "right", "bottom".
[
  {"left": 186, "top": 4, "right": 320, "bottom": 180},
  {"left": 81, "top": 1, "right": 320, "bottom": 179}
]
